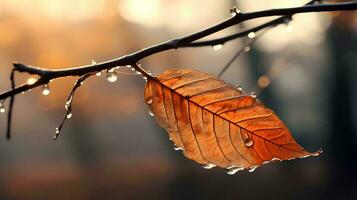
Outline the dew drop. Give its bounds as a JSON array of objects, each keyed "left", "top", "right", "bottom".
[
  {"left": 213, "top": 44, "right": 223, "bottom": 51},
  {"left": 249, "top": 92, "right": 256, "bottom": 98},
  {"left": 96, "top": 71, "right": 102, "bottom": 76},
  {"left": 0, "top": 102, "right": 5, "bottom": 113},
  {"left": 65, "top": 101, "right": 71, "bottom": 110},
  {"left": 244, "top": 138, "right": 254, "bottom": 147},
  {"left": 125, "top": 65, "right": 132, "bottom": 68},
  {"left": 226, "top": 166, "right": 243, "bottom": 175},
  {"left": 248, "top": 166, "right": 258, "bottom": 172},
  {"left": 115, "top": 66, "right": 120, "bottom": 69},
  {"left": 236, "top": 84, "right": 243, "bottom": 91},
  {"left": 174, "top": 146, "right": 183, "bottom": 151},
  {"left": 91, "top": 59, "right": 96, "bottom": 65},
  {"left": 55, "top": 128, "right": 60, "bottom": 134},
  {"left": 248, "top": 32, "right": 256, "bottom": 39},
  {"left": 136, "top": 71, "right": 142, "bottom": 75},
  {"left": 244, "top": 46, "right": 251, "bottom": 52},
  {"left": 27, "top": 77, "right": 37, "bottom": 85},
  {"left": 146, "top": 97, "right": 153, "bottom": 105},
  {"left": 107, "top": 69, "right": 118, "bottom": 83},
  {"left": 66, "top": 112, "right": 73, "bottom": 119},
  {"left": 230, "top": 6, "right": 240, "bottom": 16},
  {"left": 203, "top": 163, "right": 216, "bottom": 169},
  {"left": 148, "top": 110, "right": 154, "bottom": 117},
  {"left": 42, "top": 84, "right": 50, "bottom": 96}
]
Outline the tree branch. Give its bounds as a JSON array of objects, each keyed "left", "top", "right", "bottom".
[{"left": 0, "top": 1, "right": 356, "bottom": 100}]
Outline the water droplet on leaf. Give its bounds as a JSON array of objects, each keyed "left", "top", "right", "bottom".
[
  {"left": 203, "top": 163, "right": 216, "bottom": 169},
  {"left": 244, "top": 138, "right": 254, "bottom": 147},
  {"left": 248, "top": 166, "right": 257, "bottom": 172},
  {"left": 226, "top": 166, "right": 243, "bottom": 175},
  {"left": 146, "top": 98, "right": 153, "bottom": 105},
  {"left": 148, "top": 110, "right": 154, "bottom": 117}
]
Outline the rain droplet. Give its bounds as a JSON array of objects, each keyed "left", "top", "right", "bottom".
[
  {"left": 125, "top": 65, "right": 132, "bottom": 68},
  {"left": 230, "top": 6, "right": 240, "bottom": 16},
  {"left": 248, "top": 166, "right": 258, "bottom": 172},
  {"left": 203, "top": 164, "right": 216, "bottom": 169},
  {"left": 249, "top": 92, "right": 256, "bottom": 98},
  {"left": 96, "top": 71, "right": 102, "bottom": 76},
  {"left": 91, "top": 60, "right": 96, "bottom": 65},
  {"left": 27, "top": 77, "right": 37, "bottom": 85},
  {"left": 174, "top": 146, "right": 183, "bottom": 151},
  {"left": 55, "top": 128, "right": 60, "bottom": 134},
  {"left": 107, "top": 69, "right": 118, "bottom": 83},
  {"left": 213, "top": 44, "right": 223, "bottom": 51},
  {"left": 244, "top": 138, "right": 254, "bottom": 147},
  {"left": 66, "top": 112, "right": 73, "bottom": 119},
  {"left": 226, "top": 166, "right": 243, "bottom": 175},
  {"left": 244, "top": 46, "right": 251, "bottom": 52},
  {"left": 148, "top": 110, "right": 154, "bottom": 117},
  {"left": 0, "top": 102, "right": 5, "bottom": 113},
  {"left": 146, "top": 97, "right": 153, "bottom": 105},
  {"left": 248, "top": 32, "right": 256, "bottom": 39},
  {"left": 65, "top": 101, "right": 71, "bottom": 110},
  {"left": 42, "top": 84, "right": 50, "bottom": 96},
  {"left": 236, "top": 84, "right": 242, "bottom": 91},
  {"left": 136, "top": 71, "right": 142, "bottom": 75},
  {"left": 115, "top": 66, "right": 120, "bottom": 69}
]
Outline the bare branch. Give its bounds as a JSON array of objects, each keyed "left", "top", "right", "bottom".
[{"left": 0, "top": 2, "right": 355, "bottom": 100}]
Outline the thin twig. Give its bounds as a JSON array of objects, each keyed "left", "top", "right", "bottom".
[
  {"left": 6, "top": 69, "right": 16, "bottom": 140},
  {"left": 218, "top": 30, "right": 267, "bottom": 78},
  {"left": 54, "top": 73, "right": 93, "bottom": 140}
]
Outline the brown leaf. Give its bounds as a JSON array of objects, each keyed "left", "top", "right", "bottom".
[{"left": 144, "top": 69, "right": 321, "bottom": 174}]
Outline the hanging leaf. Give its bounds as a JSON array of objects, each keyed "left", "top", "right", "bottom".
[{"left": 144, "top": 69, "right": 321, "bottom": 174}]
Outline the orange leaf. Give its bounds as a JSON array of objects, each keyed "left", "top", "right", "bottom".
[{"left": 144, "top": 69, "right": 321, "bottom": 174}]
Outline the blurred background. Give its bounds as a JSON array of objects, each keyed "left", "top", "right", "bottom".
[{"left": 0, "top": 0, "right": 356, "bottom": 199}]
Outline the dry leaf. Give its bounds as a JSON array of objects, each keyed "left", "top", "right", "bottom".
[{"left": 144, "top": 69, "right": 321, "bottom": 174}]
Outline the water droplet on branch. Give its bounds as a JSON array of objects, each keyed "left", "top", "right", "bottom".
[
  {"left": 230, "top": 6, "right": 241, "bottom": 16},
  {"left": 42, "top": 84, "right": 50, "bottom": 96},
  {"left": 213, "top": 44, "right": 223, "bottom": 51},
  {"left": 91, "top": 60, "right": 96, "bottom": 65},
  {"left": 107, "top": 68, "right": 118, "bottom": 83},
  {"left": 248, "top": 32, "right": 256, "bottom": 39},
  {"left": 96, "top": 71, "right": 102, "bottom": 76},
  {"left": 27, "top": 77, "right": 37, "bottom": 85},
  {"left": 0, "top": 101, "right": 5, "bottom": 113},
  {"left": 244, "top": 46, "right": 251, "bottom": 52},
  {"left": 66, "top": 112, "right": 73, "bottom": 119}
]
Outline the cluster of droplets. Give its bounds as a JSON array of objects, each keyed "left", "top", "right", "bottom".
[{"left": 230, "top": 6, "right": 241, "bottom": 16}]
